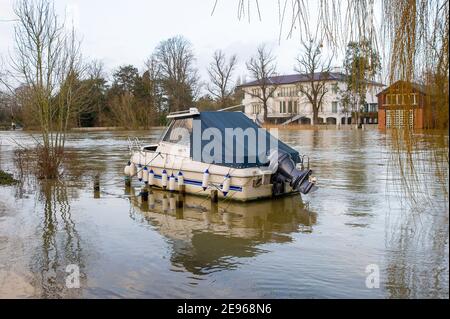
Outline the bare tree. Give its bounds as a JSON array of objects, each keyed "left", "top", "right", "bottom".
[
  {"left": 207, "top": 50, "right": 238, "bottom": 108},
  {"left": 246, "top": 44, "right": 278, "bottom": 122},
  {"left": 155, "top": 36, "right": 199, "bottom": 112},
  {"left": 144, "top": 54, "right": 165, "bottom": 115},
  {"left": 11, "top": 0, "right": 83, "bottom": 178},
  {"left": 295, "top": 40, "right": 332, "bottom": 125}
]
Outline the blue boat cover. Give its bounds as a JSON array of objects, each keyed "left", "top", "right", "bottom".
[{"left": 189, "top": 112, "right": 301, "bottom": 168}]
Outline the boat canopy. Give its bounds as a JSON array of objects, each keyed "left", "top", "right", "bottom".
[{"left": 178, "top": 111, "right": 301, "bottom": 168}]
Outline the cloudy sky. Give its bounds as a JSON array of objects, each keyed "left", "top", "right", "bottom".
[{"left": 0, "top": 0, "right": 377, "bottom": 85}]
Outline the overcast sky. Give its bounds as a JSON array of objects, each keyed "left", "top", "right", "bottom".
[{"left": 0, "top": 0, "right": 376, "bottom": 86}]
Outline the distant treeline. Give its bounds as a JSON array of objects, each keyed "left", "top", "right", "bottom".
[{"left": 0, "top": 35, "right": 243, "bottom": 129}]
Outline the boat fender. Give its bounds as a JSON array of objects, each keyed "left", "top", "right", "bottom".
[
  {"left": 124, "top": 161, "right": 131, "bottom": 176},
  {"left": 137, "top": 164, "right": 143, "bottom": 181},
  {"left": 177, "top": 171, "right": 184, "bottom": 187},
  {"left": 148, "top": 169, "right": 155, "bottom": 186},
  {"left": 202, "top": 169, "right": 209, "bottom": 190},
  {"left": 161, "top": 170, "right": 168, "bottom": 188},
  {"left": 222, "top": 174, "right": 231, "bottom": 196},
  {"left": 129, "top": 162, "right": 137, "bottom": 177},
  {"left": 169, "top": 173, "right": 176, "bottom": 192},
  {"left": 143, "top": 166, "right": 149, "bottom": 184}
]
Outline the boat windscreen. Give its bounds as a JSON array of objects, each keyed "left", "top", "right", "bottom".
[{"left": 162, "top": 118, "right": 193, "bottom": 146}]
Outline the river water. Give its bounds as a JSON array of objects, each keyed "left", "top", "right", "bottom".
[{"left": 0, "top": 129, "right": 448, "bottom": 298}]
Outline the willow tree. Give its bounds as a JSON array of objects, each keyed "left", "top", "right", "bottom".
[
  {"left": 12, "top": 0, "right": 83, "bottom": 178},
  {"left": 227, "top": 0, "right": 449, "bottom": 206}
]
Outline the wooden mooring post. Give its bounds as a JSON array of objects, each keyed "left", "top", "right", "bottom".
[
  {"left": 94, "top": 175, "right": 100, "bottom": 198},
  {"left": 140, "top": 186, "right": 149, "bottom": 202},
  {"left": 210, "top": 189, "right": 218, "bottom": 203},
  {"left": 176, "top": 193, "right": 184, "bottom": 209},
  {"left": 178, "top": 184, "right": 185, "bottom": 195},
  {"left": 125, "top": 175, "right": 131, "bottom": 187}
]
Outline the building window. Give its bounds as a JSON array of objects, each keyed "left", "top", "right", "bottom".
[
  {"left": 289, "top": 87, "right": 297, "bottom": 97},
  {"left": 369, "top": 103, "right": 378, "bottom": 112},
  {"left": 386, "top": 109, "right": 414, "bottom": 129},
  {"left": 288, "top": 101, "right": 293, "bottom": 113},
  {"left": 402, "top": 93, "right": 418, "bottom": 105},
  {"left": 332, "top": 83, "right": 339, "bottom": 94},
  {"left": 251, "top": 104, "right": 261, "bottom": 114},
  {"left": 294, "top": 101, "right": 298, "bottom": 113},
  {"left": 332, "top": 102, "right": 338, "bottom": 113},
  {"left": 251, "top": 88, "right": 260, "bottom": 97},
  {"left": 385, "top": 94, "right": 396, "bottom": 105},
  {"left": 281, "top": 101, "right": 286, "bottom": 113},
  {"left": 385, "top": 93, "right": 418, "bottom": 106}
]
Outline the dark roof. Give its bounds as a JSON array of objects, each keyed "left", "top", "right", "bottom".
[
  {"left": 238, "top": 72, "right": 384, "bottom": 88},
  {"left": 376, "top": 80, "right": 427, "bottom": 96}
]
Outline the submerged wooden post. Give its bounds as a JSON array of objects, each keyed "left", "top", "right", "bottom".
[
  {"left": 210, "top": 202, "right": 219, "bottom": 215},
  {"left": 176, "top": 193, "right": 184, "bottom": 208},
  {"left": 140, "top": 186, "right": 149, "bottom": 202},
  {"left": 178, "top": 184, "right": 185, "bottom": 195},
  {"left": 175, "top": 196, "right": 184, "bottom": 219},
  {"left": 210, "top": 189, "right": 218, "bottom": 203},
  {"left": 94, "top": 175, "right": 100, "bottom": 198},
  {"left": 125, "top": 175, "right": 131, "bottom": 187},
  {"left": 94, "top": 174, "right": 100, "bottom": 191}
]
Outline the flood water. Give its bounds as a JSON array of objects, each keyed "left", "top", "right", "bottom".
[{"left": 0, "top": 129, "right": 448, "bottom": 298}]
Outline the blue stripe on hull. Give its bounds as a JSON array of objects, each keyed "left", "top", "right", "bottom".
[{"left": 152, "top": 174, "right": 243, "bottom": 192}]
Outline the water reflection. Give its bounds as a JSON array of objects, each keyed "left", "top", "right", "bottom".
[
  {"left": 1, "top": 129, "right": 447, "bottom": 298},
  {"left": 32, "top": 181, "right": 85, "bottom": 298},
  {"left": 384, "top": 202, "right": 449, "bottom": 298},
  {"left": 127, "top": 188, "right": 316, "bottom": 275}
]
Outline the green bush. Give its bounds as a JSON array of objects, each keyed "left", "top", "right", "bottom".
[{"left": 0, "top": 170, "right": 18, "bottom": 185}]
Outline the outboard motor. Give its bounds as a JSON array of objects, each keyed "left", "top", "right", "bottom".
[{"left": 268, "top": 150, "right": 317, "bottom": 195}]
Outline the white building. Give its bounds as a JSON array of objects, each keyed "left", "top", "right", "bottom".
[{"left": 239, "top": 72, "right": 384, "bottom": 125}]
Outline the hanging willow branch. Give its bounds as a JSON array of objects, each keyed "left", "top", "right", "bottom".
[{"left": 216, "top": 0, "right": 449, "bottom": 208}]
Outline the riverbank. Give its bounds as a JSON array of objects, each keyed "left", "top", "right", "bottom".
[
  {"left": 262, "top": 124, "right": 379, "bottom": 130},
  {"left": 1, "top": 124, "right": 378, "bottom": 132}
]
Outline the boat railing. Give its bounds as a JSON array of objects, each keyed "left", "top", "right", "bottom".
[
  {"left": 167, "top": 107, "right": 200, "bottom": 119},
  {"left": 127, "top": 137, "right": 143, "bottom": 154}
]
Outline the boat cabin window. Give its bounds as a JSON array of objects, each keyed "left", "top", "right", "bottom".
[{"left": 162, "top": 118, "right": 193, "bottom": 146}]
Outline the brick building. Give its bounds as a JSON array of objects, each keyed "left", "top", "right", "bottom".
[{"left": 377, "top": 81, "right": 433, "bottom": 129}]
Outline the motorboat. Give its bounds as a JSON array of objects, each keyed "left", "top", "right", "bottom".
[{"left": 124, "top": 108, "right": 317, "bottom": 201}]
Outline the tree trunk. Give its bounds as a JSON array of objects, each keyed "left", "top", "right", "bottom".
[
  {"left": 313, "top": 105, "right": 319, "bottom": 126},
  {"left": 263, "top": 102, "right": 268, "bottom": 123}
]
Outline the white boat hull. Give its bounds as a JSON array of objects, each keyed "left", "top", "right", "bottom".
[{"left": 127, "top": 142, "right": 297, "bottom": 201}]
